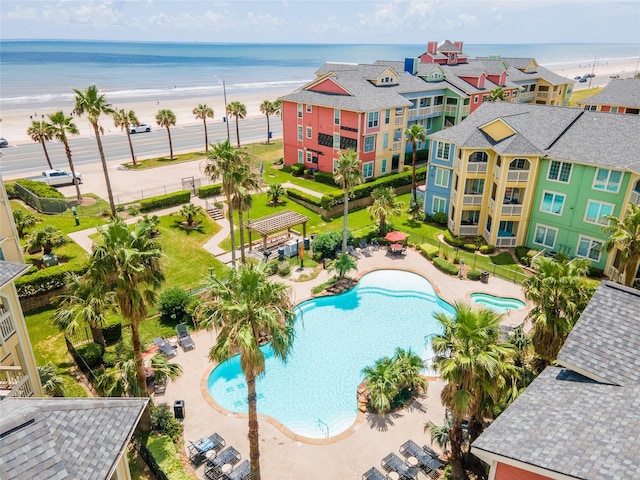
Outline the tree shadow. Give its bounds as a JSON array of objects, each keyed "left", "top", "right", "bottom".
[{"left": 365, "top": 410, "right": 404, "bottom": 432}]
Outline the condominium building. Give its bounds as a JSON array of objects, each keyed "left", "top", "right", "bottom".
[{"left": 578, "top": 77, "right": 640, "bottom": 114}]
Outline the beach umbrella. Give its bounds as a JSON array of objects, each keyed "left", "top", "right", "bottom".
[{"left": 385, "top": 231, "right": 407, "bottom": 242}]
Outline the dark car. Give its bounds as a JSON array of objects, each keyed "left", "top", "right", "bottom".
[
  {"left": 579, "top": 77, "right": 588, "bottom": 83},
  {"left": 0, "top": 137, "right": 8, "bottom": 148}
]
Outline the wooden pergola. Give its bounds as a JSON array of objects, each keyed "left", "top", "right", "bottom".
[{"left": 245, "top": 210, "right": 310, "bottom": 251}]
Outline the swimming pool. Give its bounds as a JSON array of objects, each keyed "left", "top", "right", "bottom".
[
  {"left": 207, "top": 270, "right": 454, "bottom": 440},
  {"left": 470, "top": 292, "right": 525, "bottom": 313}
]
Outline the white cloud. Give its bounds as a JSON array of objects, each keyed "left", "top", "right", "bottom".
[
  {"left": 457, "top": 14, "right": 479, "bottom": 28},
  {"left": 245, "top": 11, "right": 286, "bottom": 28},
  {"left": 4, "top": 6, "right": 39, "bottom": 20}
]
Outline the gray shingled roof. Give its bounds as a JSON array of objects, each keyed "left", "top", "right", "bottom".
[
  {"left": 0, "top": 260, "right": 31, "bottom": 288},
  {"left": 557, "top": 281, "right": 640, "bottom": 386},
  {"left": 472, "top": 367, "right": 640, "bottom": 480},
  {"left": 578, "top": 78, "right": 640, "bottom": 108},
  {"left": 0, "top": 398, "right": 148, "bottom": 480}
]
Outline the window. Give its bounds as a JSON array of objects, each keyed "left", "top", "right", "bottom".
[
  {"left": 584, "top": 201, "right": 614, "bottom": 225},
  {"left": 548, "top": 160, "right": 572, "bottom": 183},
  {"left": 333, "top": 133, "right": 340, "bottom": 149},
  {"left": 297, "top": 126, "right": 303, "bottom": 141},
  {"left": 593, "top": 168, "right": 622, "bottom": 193},
  {"left": 306, "top": 151, "right": 313, "bottom": 163},
  {"left": 433, "top": 196, "right": 447, "bottom": 214},
  {"left": 533, "top": 225, "right": 557, "bottom": 248},
  {"left": 306, "top": 104, "right": 312, "bottom": 113},
  {"left": 486, "top": 215, "right": 492, "bottom": 233},
  {"left": 306, "top": 127, "right": 312, "bottom": 139},
  {"left": 382, "top": 133, "right": 389, "bottom": 149},
  {"left": 334, "top": 109, "right": 340, "bottom": 125},
  {"left": 333, "top": 159, "right": 339, "bottom": 172},
  {"left": 584, "top": 105, "right": 596, "bottom": 111},
  {"left": 509, "top": 158, "right": 528, "bottom": 170},
  {"left": 362, "top": 161, "right": 374, "bottom": 178},
  {"left": 577, "top": 236, "right": 603, "bottom": 261},
  {"left": 368, "top": 111, "right": 379, "bottom": 128},
  {"left": 434, "top": 96, "right": 444, "bottom": 105},
  {"left": 419, "top": 98, "right": 430, "bottom": 107},
  {"left": 384, "top": 109, "right": 390, "bottom": 125},
  {"left": 469, "top": 151, "right": 488, "bottom": 163},
  {"left": 409, "top": 100, "right": 417, "bottom": 110},
  {"left": 364, "top": 135, "right": 375, "bottom": 153},
  {"left": 465, "top": 178, "right": 484, "bottom": 194},
  {"left": 461, "top": 210, "right": 480, "bottom": 224},
  {"left": 541, "top": 192, "right": 565, "bottom": 215},
  {"left": 434, "top": 167, "right": 450, "bottom": 188},
  {"left": 436, "top": 142, "right": 451, "bottom": 160},
  {"left": 381, "top": 158, "right": 387, "bottom": 174},
  {"left": 297, "top": 149, "right": 304, "bottom": 164},
  {"left": 0, "top": 247, "right": 4, "bottom": 261},
  {"left": 393, "top": 129, "right": 402, "bottom": 142},
  {"left": 474, "top": 96, "right": 479, "bottom": 104},
  {"left": 499, "top": 221, "right": 515, "bottom": 235},
  {"left": 297, "top": 103, "right": 303, "bottom": 118}
]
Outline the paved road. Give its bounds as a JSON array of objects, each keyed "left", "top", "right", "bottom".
[{"left": 0, "top": 117, "right": 282, "bottom": 178}]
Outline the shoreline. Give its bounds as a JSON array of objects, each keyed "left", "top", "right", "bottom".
[{"left": 1, "top": 57, "right": 638, "bottom": 145}]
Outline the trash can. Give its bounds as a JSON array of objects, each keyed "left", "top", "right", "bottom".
[
  {"left": 481, "top": 271, "right": 489, "bottom": 284},
  {"left": 303, "top": 237, "right": 310, "bottom": 249},
  {"left": 277, "top": 248, "right": 285, "bottom": 261},
  {"left": 174, "top": 400, "right": 185, "bottom": 419}
]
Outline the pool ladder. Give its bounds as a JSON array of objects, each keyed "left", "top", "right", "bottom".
[{"left": 317, "top": 419, "right": 329, "bottom": 438}]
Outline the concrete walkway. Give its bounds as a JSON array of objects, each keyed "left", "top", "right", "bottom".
[{"left": 282, "top": 181, "right": 324, "bottom": 198}]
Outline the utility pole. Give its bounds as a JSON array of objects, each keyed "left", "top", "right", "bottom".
[{"left": 223, "top": 80, "right": 230, "bottom": 142}]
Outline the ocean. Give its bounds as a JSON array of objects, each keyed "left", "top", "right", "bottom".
[{"left": 1, "top": 40, "right": 639, "bottom": 111}]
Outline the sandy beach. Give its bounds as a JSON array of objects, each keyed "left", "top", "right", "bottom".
[{"left": 1, "top": 58, "right": 638, "bottom": 146}]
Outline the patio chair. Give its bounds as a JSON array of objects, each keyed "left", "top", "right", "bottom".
[
  {"left": 347, "top": 245, "right": 363, "bottom": 259},
  {"left": 223, "top": 460, "right": 251, "bottom": 480},
  {"left": 188, "top": 433, "right": 225, "bottom": 465},
  {"left": 153, "top": 337, "right": 178, "bottom": 357},
  {"left": 381, "top": 452, "right": 419, "bottom": 480},
  {"left": 153, "top": 377, "right": 166, "bottom": 395},
  {"left": 363, "top": 466, "right": 389, "bottom": 480},
  {"left": 205, "top": 446, "right": 241, "bottom": 475},
  {"left": 399, "top": 439, "right": 442, "bottom": 476},
  {"left": 177, "top": 323, "right": 195, "bottom": 351},
  {"left": 359, "top": 239, "right": 373, "bottom": 257}
]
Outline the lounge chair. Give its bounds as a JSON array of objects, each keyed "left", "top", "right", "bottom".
[
  {"left": 371, "top": 239, "right": 380, "bottom": 251},
  {"left": 347, "top": 245, "right": 362, "bottom": 259},
  {"left": 359, "top": 239, "right": 373, "bottom": 257},
  {"left": 399, "top": 440, "right": 442, "bottom": 476},
  {"left": 188, "top": 433, "right": 225, "bottom": 465},
  {"left": 177, "top": 323, "right": 195, "bottom": 351},
  {"left": 153, "top": 377, "right": 166, "bottom": 395},
  {"left": 381, "top": 452, "right": 419, "bottom": 480},
  {"left": 363, "top": 466, "right": 389, "bottom": 480},
  {"left": 153, "top": 337, "right": 178, "bottom": 357},
  {"left": 205, "top": 446, "right": 241, "bottom": 478},
  {"left": 223, "top": 460, "right": 250, "bottom": 480}
]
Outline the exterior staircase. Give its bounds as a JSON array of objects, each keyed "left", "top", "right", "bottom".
[{"left": 206, "top": 204, "right": 224, "bottom": 221}]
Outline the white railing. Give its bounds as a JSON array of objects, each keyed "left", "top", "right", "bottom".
[
  {"left": 518, "top": 93, "right": 536, "bottom": 103},
  {"left": 489, "top": 198, "right": 495, "bottom": 212},
  {"left": 0, "top": 367, "right": 34, "bottom": 399},
  {"left": 606, "top": 265, "right": 624, "bottom": 283},
  {"left": 461, "top": 105, "right": 470, "bottom": 116},
  {"left": 630, "top": 191, "right": 640, "bottom": 205},
  {"left": 459, "top": 225, "right": 479, "bottom": 236},
  {"left": 444, "top": 105, "right": 458, "bottom": 115},
  {"left": 501, "top": 204, "right": 523, "bottom": 216},
  {"left": 392, "top": 141, "right": 402, "bottom": 151},
  {"left": 0, "top": 312, "right": 16, "bottom": 342},
  {"left": 395, "top": 116, "right": 405, "bottom": 125},
  {"left": 496, "top": 236, "right": 517, "bottom": 248},
  {"left": 507, "top": 170, "right": 530, "bottom": 182},
  {"left": 537, "top": 92, "right": 549, "bottom": 99},
  {"left": 448, "top": 219, "right": 456, "bottom": 231},
  {"left": 467, "top": 163, "right": 487, "bottom": 174},
  {"left": 408, "top": 105, "right": 445, "bottom": 118},
  {"left": 493, "top": 165, "right": 500, "bottom": 179},
  {"left": 454, "top": 158, "right": 461, "bottom": 171},
  {"left": 462, "top": 194, "right": 484, "bottom": 206}
]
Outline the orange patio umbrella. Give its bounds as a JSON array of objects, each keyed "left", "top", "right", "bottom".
[{"left": 384, "top": 231, "right": 407, "bottom": 242}]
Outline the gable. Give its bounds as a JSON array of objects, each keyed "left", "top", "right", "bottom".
[
  {"left": 308, "top": 77, "right": 351, "bottom": 96},
  {"left": 480, "top": 118, "right": 516, "bottom": 141},
  {"left": 520, "top": 59, "right": 539, "bottom": 73},
  {"left": 420, "top": 65, "right": 445, "bottom": 82},
  {"left": 459, "top": 72, "right": 487, "bottom": 89},
  {"left": 369, "top": 67, "right": 399, "bottom": 86}
]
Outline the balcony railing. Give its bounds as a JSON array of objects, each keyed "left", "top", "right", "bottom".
[
  {"left": 392, "top": 141, "right": 402, "bottom": 151},
  {"left": 518, "top": 93, "right": 536, "bottom": 103},
  {"left": 507, "top": 170, "right": 530, "bottom": 183},
  {"left": 0, "top": 366, "right": 35, "bottom": 399},
  {"left": 444, "top": 105, "right": 458, "bottom": 115},
  {"left": 408, "top": 105, "right": 445, "bottom": 119},
  {"left": 489, "top": 198, "right": 495, "bottom": 212},
  {"left": 501, "top": 204, "right": 523, "bottom": 216},
  {"left": 0, "top": 311, "right": 16, "bottom": 343},
  {"left": 461, "top": 105, "right": 470, "bottom": 116},
  {"left": 459, "top": 224, "right": 479, "bottom": 236},
  {"left": 537, "top": 91, "right": 549, "bottom": 99},
  {"left": 394, "top": 116, "right": 405, "bottom": 125},
  {"left": 496, "top": 236, "right": 517, "bottom": 248},
  {"left": 630, "top": 190, "right": 640, "bottom": 205},
  {"left": 467, "top": 162, "right": 487, "bottom": 174},
  {"left": 462, "top": 194, "right": 484, "bottom": 206}
]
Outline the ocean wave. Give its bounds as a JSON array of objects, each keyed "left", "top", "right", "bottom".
[{"left": 540, "top": 55, "right": 640, "bottom": 68}]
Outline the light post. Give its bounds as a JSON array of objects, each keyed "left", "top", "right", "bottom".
[{"left": 223, "top": 80, "right": 230, "bottom": 142}]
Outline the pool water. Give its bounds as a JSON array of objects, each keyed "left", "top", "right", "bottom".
[
  {"left": 207, "top": 270, "right": 454, "bottom": 439},
  {"left": 470, "top": 292, "right": 525, "bottom": 313}
]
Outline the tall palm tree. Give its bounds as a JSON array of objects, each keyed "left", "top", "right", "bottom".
[
  {"left": 362, "top": 356, "right": 398, "bottom": 414},
  {"left": 259, "top": 99, "right": 280, "bottom": 144},
  {"left": 232, "top": 166, "right": 260, "bottom": 264},
  {"left": 89, "top": 218, "right": 164, "bottom": 397},
  {"left": 193, "top": 104, "right": 214, "bottom": 152},
  {"left": 156, "top": 109, "right": 177, "bottom": 160},
  {"left": 405, "top": 124, "right": 427, "bottom": 209},
  {"left": 196, "top": 262, "right": 297, "bottom": 480},
  {"left": 27, "top": 120, "right": 55, "bottom": 169},
  {"left": 48, "top": 111, "right": 81, "bottom": 200},
  {"left": 603, "top": 202, "right": 640, "bottom": 287},
  {"left": 203, "top": 139, "right": 250, "bottom": 268},
  {"left": 73, "top": 84, "right": 117, "bottom": 217},
  {"left": 424, "top": 415, "right": 453, "bottom": 455},
  {"left": 431, "top": 302, "right": 515, "bottom": 479},
  {"left": 368, "top": 186, "right": 402, "bottom": 236},
  {"left": 488, "top": 87, "right": 507, "bottom": 102},
  {"left": 523, "top": 256, "right": 592, "bottom": 369},
  {"left": 333, "top": 149, "right": 364, "bottom": 254},
  {"left": 112, "top": 108, "right": 140, "bottom": 166},
  {"left": 226, "top": 101, "right": 247, "bottom": 147}
]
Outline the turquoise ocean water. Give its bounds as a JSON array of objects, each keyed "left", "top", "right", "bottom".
[{"left": 1, "top": 41, "right": 638, "bottom": 111}]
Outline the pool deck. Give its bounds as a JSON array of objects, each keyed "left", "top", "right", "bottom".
[{"left": 156, "top": 247, "right": 530, "bottom": 480}]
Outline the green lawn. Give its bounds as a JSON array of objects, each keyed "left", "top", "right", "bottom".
[
  {"left": 122, "top": 150, "right": 207, "bottom": 169},
  {"left": 568, "top": 87, "right": 603, "bottom": 107}
]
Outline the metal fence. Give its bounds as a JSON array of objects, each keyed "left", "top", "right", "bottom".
[{"left": 114, "top": 175, "right": 211, "bottom": 205}]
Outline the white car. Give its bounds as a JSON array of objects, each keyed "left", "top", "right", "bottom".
[{"left": 130, "top": 123, "right": 152, "bottom": 134}]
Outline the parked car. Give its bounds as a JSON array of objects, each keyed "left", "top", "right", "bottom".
[
  {"left": 0, "top": 137, "right": 8, "bottom": 148},
  {"left": 130, "top": 123, "right": 152, "bottom": 134},
  {"left": 610, "top": 74, "right": 620, "bottom": 79},
  {"left": 574, "top": 75, "right": 583, "bottom": 80},
  {"left": 579, "top": 77, "right": 588, "bottom": 83},
  {"left": 27, "top": 169, "right": 83, "bottom": 186}
]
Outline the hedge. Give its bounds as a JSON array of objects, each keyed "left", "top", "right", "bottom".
[
  {"left": 15, "top": 179, "right": 65, "bottom": 199},
  {"left": 102, "top": 322, "right": 122, "bottom": 344},
  {"left": 15, "top": 262, "right": 89, "bottom": 298},
  {"left": 139, "top": 190, "right": 191, "bottom": 212},
  {"left": 467, "top": 269, "right": 482, "bottom": 281},
  {"left": 76, "top": 342, "right": 103, "bottom": 369},
  {"left": 313, "top": 171, "right": 337, "bottom": 186},
  {"left": 139, "top": 435, "right": 193, "bottom": 480},
  {"left": 417, "top": 243, "right": 439, "bottom": 260},
  {"left": 197, "top": 183, "right": 222, "bottom": 198},
  {"left": 286, "top": 189, "right": 323, "bottom": 207},
  {"left": 479, "top": 244, "right": 496, "bottom": 254},
  {"left": 433, "top": 257, "right": 459, "bottom": 276}
]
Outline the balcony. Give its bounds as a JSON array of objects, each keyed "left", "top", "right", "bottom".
[
  {"left": 496, "top": 236, "right": 517, "bottom": 248},
  {"left": 518, "top": 92, "right": 536, "bottom": 103},
  {"left": 444, "top": 105, "right": 458, "bottom": 115},
  {"left": 501, "top": 203, "right": 523, "bottom": 216},
  {"left": 392, "top": 141, "right": 402, "bottom": 151},
  {"left": 394, "top": 116, "right": 405, "bottom": 125},
  {"left": 462, "top": 194, "right": 484, "bottom": 206},
  {"left": 459, "top": 224, "right": 479, "bottom": 236},
  {"left": 0, "top": 366, "right": 35, "bottom": 399},
  {"left": 630, "top": 190, "right": 640, "bottom": 205},
  {"left": 0, "top": 311, "right": 17, "bottom": 343},
  {"left": 537, "top": 91, "right": 549, "bottom": 100},
  {"left": 507, "top": 170, "right": 530, "bottom": 183},
  {"left": 467, "top": 162, "right": 488, "bottom": 174}
]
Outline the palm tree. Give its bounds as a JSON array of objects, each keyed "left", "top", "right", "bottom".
[
  {"left": 193, "top": 104, "right": 215, "bottom": 152},
  {"left": 37, "top": 363, "right": 65, "bottom": 397},
  {"left": 393, "top": 347, "right": 426, "bottom": 393},
  {"left": 25, "top": 225, "right": 66, "bottom": 255},
  {"left": 267, "top": 184, "right": 285, "bottom": 205},
  {"left": 156, "top": 109, "right": 177, "bottom": 160},
  {"left": 603, "top": 202, "right": 640, "bottom": 287},
  {"left": 89, "top": 218, "right": 164, "bottom": 397},
  {"left": 523, "top": 256, "right": 593, "bottom": 369},
  {"left": 112, "top": 108, "right": 140, "bottom": 166},
  {"left": 405, "top": 124, "right": 427, "bottom": 209},
  {"left": 203, "top": 139, "right": 250, "bottom": 268},
  {"left": 175, "top": 202, "right": 204, "bottom": 227},
  {"left": 73, "top": 85, "right": 117, "bottom": 217},
  {"left": 232, "top": 166, "right": 260, "bottom": 264},
  {"left": 259, "top": 99, "right": 280, "bottom": 144},
  {"left": 53, "top": 273, "right": 114, "bottom": 348},
  {"left": 98, "top": 353, "right": 181, "bottom": 397},
  {"left": 196, "top": 262, "right": 297, "bottom": 480},
  {"left": 432, "top": 302, "right": 515, "bottom": 479},
  {"left": 328, "top": 253, "right": 357, "bottom": 279},
  {"left": 362, "top": 356, "right": 398, "bottom": 414},
  {"left": 12, "top": 209, "right": 38, "bottom": 238},
  {"left": 333, "top": 149, "right": 364, "bottom": 254},
  {"left": 27, "top": 120, "right": 55, "bottom": 169},
  {"left": 424, "top": 416, "right": 453, "bottom": 455},
  {"left": 48, "top": 111, "right": 81, "bottom": 200},
  {"left": 226, "top": 101, "right": 247, "bottom": 147},
  {"left": 368, "top": 186, "right": 402, "bottom": 236},
  {"left": 488, "top": 87, "right": 507, "bottom": 102}
]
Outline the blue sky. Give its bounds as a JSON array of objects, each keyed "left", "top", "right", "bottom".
[{"left": 1, "top": 0, "right": 639, "bottom": 44}]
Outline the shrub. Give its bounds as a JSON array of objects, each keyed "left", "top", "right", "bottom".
[
  {"left": 76, "top": 342, "right": 104, "bottom": 369},
  {"left": 102, "top": 322, "right": 122, "bottom": 344},
  {"left": 280, "top": 165, "right": 293, "bottom": 173},
  {"left": 290, "top": 163, "right": 306, "bottom": 176},
  {"left": 158, "top": 287, "right": 192, "bottom": 323},
  {"left": 102, "top": 350, "right": 118, "bottom": 368},
  {"left": 15, "top": 179, "right": 65, "bottom": 199},
  {"left": 433, "top": 257, "right": 459, "bottom": 276},
  {"left": 462, "top": 243, "right": 476, "bottom": 252},
  {"left": 313, "top": 171, "right": 337, "bottom": 186},
  {"left": 432, "top": 211, "right": 448, "bottom": 225},
  {"left": 443, "top": 230, "right": 465, "bottom": 248},
  {"left": 139, "top": 190, "right": 191, "bottom": 212},
  {"left": 417, "top": 243, "right": 439, "bottom": 260},
  {"left": 277, "top": 262, "right": 291, "bottom": 277},
  {"left": 286, "top": 189, "right": 322, "bottom": 207},
  {"left": 480, "top": 244, "right": 496, "bottom": 254},
  {"left": 151, "top": 405, "right": 183, "bottom": 441},
  {"left": 467, "top": 269, "right": 482, "bottom": 281},
  {"left": 311, "top": 230, "right": 352, "bottom": 259},
  {"left": 197, "top": 183, "right": 222, "bottom": 198},
  {"left": 15, "top": 262, "right": 89, "bottom": 298},
  {"left": 144, "top": 435, "right": 193, "bottom": 480},
  {"left": 264, "top": 259, "right": 279, "bottom": 276},
  {"left": 127, "top": 206, "right": 140, "bottom": 216},
  {"left": 5, "top": 183, "right": 17, "bottom": 199}
]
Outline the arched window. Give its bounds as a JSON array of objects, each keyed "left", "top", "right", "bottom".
[
  {"left": 633, "top": 179, "right": 640, "bottom": 194},
  {"left": 469, "top": 151, "right": 488, "bottom": 163},
  {"left": 509, "top": 158, "right": 530, "bottom": 170}
]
